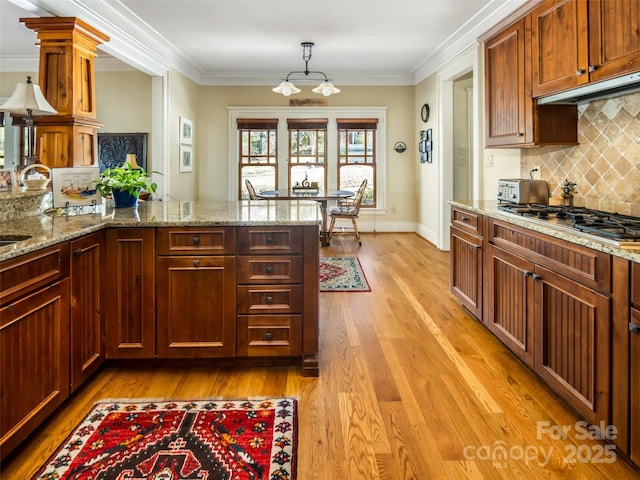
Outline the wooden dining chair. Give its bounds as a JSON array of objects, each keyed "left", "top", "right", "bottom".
[
  {"left": 328, "top": 179, "right": 367, "bottom": 245},
  {"left": 245, "top": 179, "right": 259, "bottom": 200}
]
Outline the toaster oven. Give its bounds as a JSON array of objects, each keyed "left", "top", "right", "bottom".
[{"left": 498, "top": 179, "right": 549, "bottom": 204}]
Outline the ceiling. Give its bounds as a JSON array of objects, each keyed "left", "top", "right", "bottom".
[{"left": 0, "top": 0, "right": 529, "bottom": 86}]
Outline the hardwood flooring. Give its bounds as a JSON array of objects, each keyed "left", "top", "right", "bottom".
[{"left": 2, "top": 233, "right": 638, "bottom": 479}]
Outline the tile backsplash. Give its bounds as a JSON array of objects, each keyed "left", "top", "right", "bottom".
[{"left": 521, "top": 92, "right": 640, "bottom": 216}]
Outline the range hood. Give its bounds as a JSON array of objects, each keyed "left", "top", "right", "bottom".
[{"left": 537, "top": 72, "right": 640, "bottom": 105}]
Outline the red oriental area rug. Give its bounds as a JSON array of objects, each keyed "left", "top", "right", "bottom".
[
  {"left": 319, "top": 256, "right": 371, "bottom": 292},
  {"left": 33, "top": 398, "right": 297, "bottom": 480}
]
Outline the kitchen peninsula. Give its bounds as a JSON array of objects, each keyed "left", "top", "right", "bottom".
[{"left": 0, "top": 198, "right": 321, "bottom": 460}]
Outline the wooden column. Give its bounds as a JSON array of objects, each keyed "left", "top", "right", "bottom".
[{"left": 21, "top": 17, "right": 109, "bottom": 168}]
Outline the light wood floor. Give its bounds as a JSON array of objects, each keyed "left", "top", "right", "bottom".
[{"left": 2, "top": 233, "right": 639, "bottom": 479}]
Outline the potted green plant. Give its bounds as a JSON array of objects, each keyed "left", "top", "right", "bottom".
[{"left": 94, "top": 162, "right": 160, "bottom": 207}]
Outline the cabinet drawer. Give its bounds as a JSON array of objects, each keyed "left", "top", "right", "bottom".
[
  {"left": 237, "top": 285, "right": 302, "bottom": 314},
  {"left": 157, "top": 227, "right": 236, "bottom": 255},
  {"left": 237, "top": 256, "right": 302, "bottom": 284},
  {"left": 487, "top": 218, "right": 611, "bottom": 292},
  {"left": 237, "top": 315, "right": 301, "bottom": 356},
  {"left": 0, "top": 243, "right": 70, "bottom": 305},
  {"left": 451, "top": 207, "right": 483, "bottom": 236},
  {"left": 237, "top": 227, "right": 302, "bottom": 254}
]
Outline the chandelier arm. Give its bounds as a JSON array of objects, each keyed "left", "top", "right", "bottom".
[{"left": 285, "top": 70, "right": 330, "bottom": 81}]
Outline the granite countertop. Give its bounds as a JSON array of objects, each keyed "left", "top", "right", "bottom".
[
  {"left": 0, "top": 200, "right": 322, "bottom": 262},
  {"left": 450, "top": 200, "right": 640, "bottom": 263}
]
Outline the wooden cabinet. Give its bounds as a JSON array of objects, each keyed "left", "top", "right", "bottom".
[
  {"left": 531, "top": 0, "right": 640, "bottom": 97},
  {"left": 531, "top": 0, "right": 589, "bottom": 97},
  {"left": 156, "top": 227, "right": 236, "bottom": 358},
  {"left": 0, "top": 244, "right": 70, "bottom": 461},
  {"left": 105, "top": 228, "right": 155, "bottom": 359},
  {"left": 484, "top": 244, "right": 535, "bottom": 367},
  {"left": 588, "top": 0, "right": 640, "bottom": 83},
  {"left": 630, "top": 262, "right": 640, "bottom": 464},
  {"left": 485, "top": 14, "right": 577, "bottom": 147},
  {"left": 70, "top": 232, "right": 105, "bottom": 392},
  {"left": 450, "top": 207, "right": 483, "bottom": 319},
  {"left": 237, "top": 227, "right": 304, "bottom": 358},
  {"left": 486, "top": 218, "right": 611, "bottom": 426}
]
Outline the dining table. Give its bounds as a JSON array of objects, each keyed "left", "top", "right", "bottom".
[{"left": 258, "top": 188, "right": 354, "bottom": 246}]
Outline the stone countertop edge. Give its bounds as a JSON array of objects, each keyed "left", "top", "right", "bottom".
[
  {"left": 449, "top": 200, "right": 640, "bottom": 264},
  {"left": 0, "top": 200, "right": 322, "bottom": 262}
]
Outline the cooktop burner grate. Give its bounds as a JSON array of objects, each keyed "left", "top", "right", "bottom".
[{"left": 497, "top": 203, "right": 640, "bottom": 242}]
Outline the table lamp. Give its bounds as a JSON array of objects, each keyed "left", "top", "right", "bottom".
[{"left": 0, "top": 76, "right": 57, "bottom": 165}]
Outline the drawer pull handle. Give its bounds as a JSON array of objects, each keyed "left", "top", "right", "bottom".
[
  {"left": 192, "top": 236, "right": 200, "bottom": 245},
  {"left": 193, "top": 260, "right": 200, "bottom": 267},
  {"left": 630, "top": 323, "right": 640, "bottom": 335},
  {"left": 264, "top": 332, "right": 273, "bottom": 341},
  {"left": 266, "top": 235, "right": 274, "bottom": 244},
  {"left": 265, "top": 266, "right": 273, "bottom": 274},
  {"left": 266, "top": 296, "right": 274, "bottom": 304},
  {"left": 461, "top": 215, "right": 468, "bottom": 222}
]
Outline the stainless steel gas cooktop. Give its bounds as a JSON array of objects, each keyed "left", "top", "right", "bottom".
[{"left": 497, "top": 203, "right": 640, "bottom": 249}]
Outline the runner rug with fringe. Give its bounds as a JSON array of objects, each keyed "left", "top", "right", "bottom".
[
  {"left": 319, "top": 256, "right": 371, "bottom": 292},
  {"left": 32, "top": 398, "right": 297, "bottom": 480}
]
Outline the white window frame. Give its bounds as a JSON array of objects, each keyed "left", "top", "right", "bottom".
[{"left": 228, "top": 106, "right": 387, "bottom": 211}]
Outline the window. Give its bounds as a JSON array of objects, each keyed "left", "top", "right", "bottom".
[
  {"left": 337, "top": 118, "right": 377, "bottom": 207},
  {"left": 288, "top": 119, "right": 327, "bottom": 190},
  {"left": 230, "top": 107, "right": 386, "bottom": 208},
  {"left": 237, "top": 119, "right": 278, "bottom": 199}
]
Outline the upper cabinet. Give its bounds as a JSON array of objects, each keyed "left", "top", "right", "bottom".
[
  {"left": 485, "top": 16, "right": 578, "bottom": 147},
  {"left": 588, "top": 0, "right": 640, "bottom": 83},
  {"left": 531, "top": 0, "right": 589, "bottom": 98},
  {"left": 531, "top": 0, "right": 640, "bottom": 97}
]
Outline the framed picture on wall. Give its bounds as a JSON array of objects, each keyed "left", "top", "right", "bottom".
[
  {"left": 0, "top": 169, "right": 16, "bottom": 191},
  {"left": 180, "top": 144, "right": 193, "bottom": 172},
  {"left": 179, "top": 117, "right": 193, "bottom": 145},
  {"left": 98, "top": 133, "right": 148, "bottom": 172}
]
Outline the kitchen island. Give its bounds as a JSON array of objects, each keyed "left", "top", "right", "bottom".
[{"left": 0, "top": 199, "right": 322, "bottom": 460}]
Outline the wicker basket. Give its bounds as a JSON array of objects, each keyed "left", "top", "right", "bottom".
[{"left": 20, "top": 164, "right": 51, "bottom": 191}]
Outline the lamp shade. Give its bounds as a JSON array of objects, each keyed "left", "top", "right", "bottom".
[
  {"left": 0, "top": 76, "right": 57, "bottom": 115},
  {"left": 272, "top": 81, "right": 301, "bottom": 96},
  {"left": 312, "top": 81, "right": 341, "bottom": 97}
]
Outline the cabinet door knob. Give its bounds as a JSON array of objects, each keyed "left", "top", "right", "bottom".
[
  {"left": 264, "top": 332, "right": 273, "bottom": 341},
  {"left": 474, "top": 244, "right": 481, "bottom": 250},
  {"left": 461, "top": 215, "right": 468, "bottom": 222},
  {"left": 630, "top": 323, "right": 640, "bottom": 335},
  {"left": 576, "top": 68, "right": 586, "bottom": 76},
  {"left": 516, "top": 132, "right": 524, "bottom": 137},
  {"left": 73, "top": 249, "right": 82, "bottom": 257},
  {"left": 266, "top": 235, "right": 274, "bottom": 244},
  {"left": 265, "top": 266, "right": 273, "bottom": 274},
  {"left": 588, "top": 64, "right": 598, "bottom": 73},
  {"left": 193, "top": 259, "right": 200, "bottom": 267},
  {"left": 524, "top": 270, "right": 532, "bottom": 277},
  {"left": 266, "top": 296, "right": 274, "bottom": 304},
  {"left": 192, "top": 236, "right": 200, "bottom": 245},
  {"left": 532, "top": 274, "right": 542, "bottom": 281}
]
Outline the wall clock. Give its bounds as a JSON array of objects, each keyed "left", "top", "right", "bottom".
[{"left": 421, "top": 103, "right": 430, "bottom": 123}]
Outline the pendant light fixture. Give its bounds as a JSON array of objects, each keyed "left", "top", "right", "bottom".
[{"left": 273, "top": 42, "right": 341, "bottom": 97}]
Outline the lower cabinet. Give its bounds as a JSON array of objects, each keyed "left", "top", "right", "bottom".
[
  {"left": 450, "top": 226, "right": 483, "bottom": 320},
  {"left": 156, "top": 256, "right": 236, "bottom": 357},
  {"left": 533, "top": 264, "right": 611, "bottom": 426},
  {"left": 484, "top": 244, "right": 535, "bottom": 368},
  {"left": 105, "top": 228, "right": 156, "bottom": 359},
  {"left": 0, "top": 279, "right": 70, "bottom": 460},
  {"left": 70, "top": 231, "right": 105, "bottom": 391}
]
